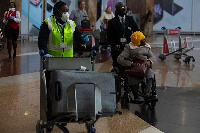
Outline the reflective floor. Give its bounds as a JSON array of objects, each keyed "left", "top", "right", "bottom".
[{"left": 0, "top": 34, "right": 200, "bottom": 133}]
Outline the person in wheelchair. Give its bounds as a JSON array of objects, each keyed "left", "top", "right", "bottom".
[{"left": 117, "top": 31, "right": 156, "bottom": 100}]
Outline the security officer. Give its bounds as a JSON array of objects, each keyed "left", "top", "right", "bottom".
[{"left": 38, "top": 1, "right": 89, "bottom": 57}]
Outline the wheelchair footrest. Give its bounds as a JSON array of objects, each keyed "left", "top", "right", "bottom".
[
  {"left": 130, "top": 99, "right": 145, "bottom": 104},
  {"left": 144, "top": 97, "right": 158, "bottom": 103}
]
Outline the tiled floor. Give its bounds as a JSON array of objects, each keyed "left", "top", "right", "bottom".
[{"left": 0, "top": 34, "right": 199, "bottom": 133}]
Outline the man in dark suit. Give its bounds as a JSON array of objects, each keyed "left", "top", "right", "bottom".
[{"left": 107, "top": 2, "right": 139, "bottom": 67}]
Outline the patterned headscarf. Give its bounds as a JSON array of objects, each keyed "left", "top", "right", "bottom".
[{"left": 130, "top": 31, "right": 145, "bottom": 46}]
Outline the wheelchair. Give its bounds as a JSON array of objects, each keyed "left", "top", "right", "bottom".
[{"left": 113, "top": 65, "right": 158, "bottom": 111}]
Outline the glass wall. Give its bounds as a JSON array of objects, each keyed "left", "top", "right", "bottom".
[
  {"left": 153, "top": 0, "right": 200, "bottom": 32},
  {"left": 21, "top": 0, "right": 126, "bottom": 35},
  {"left": 193, "top": 0, "right": 200, "bottom": 32},
  {"left": 21, "top": 0, "right": 72, "bottom": 36}
]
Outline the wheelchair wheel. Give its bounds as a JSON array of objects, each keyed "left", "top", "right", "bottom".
[
  {"left": 151, "top": 75, "right": 157, "bottom": 96},
  {"left": 121, "top": 94, "right": 129, "bottom": 109},
  {"left": 112, "top": 67, "right": 122, "bottom": 103},
  {"left": 116, "top": 75, "right": 122, "bottom": 103},
  {"left": 121, "top": 77, "right": 130, "bottom": 109},
  {"left": 150, "top": 102, "right": 156, "bottom": 111}
]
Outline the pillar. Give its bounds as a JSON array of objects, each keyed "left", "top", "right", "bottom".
[{"left": 126, "top": 0, "right": 154, "bottom": 35}]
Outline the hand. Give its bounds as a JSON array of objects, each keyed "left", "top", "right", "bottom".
[
  {"left": 144, "top": 60, "right": 151, "bottom": 67},
  {"left": 81, "top": 34, "right": 89, "bottom": 42},
  {"left": 131, "top": 62, "right": 140, "bottom": 67},
  {"left": 3, "top": 21, "right": 8, "bottom": 25},
  {"left": 9, "top": 16, "right": 14, "bottom": 20},
  {"left": 39, "top": 50, "right": 45, "bottom": 56},
  {"left": 115, "top": 45, "right": 120, "bottom": 51},
  {"left": 44, "top": 54, "right": 53, "bottom": 58}
]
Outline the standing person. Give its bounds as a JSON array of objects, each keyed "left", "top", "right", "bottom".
[
  {"left": 38, "top": 1, "right": 89, "bottom": 57},
  {"left": 69, "top": 0, "right": 88, "bottom": 28},
  {"left": 3, "top": 2, "right": 21, "bottom": 62},
  {"left": 100, "top": 6, "right": 115, "bottom": 25},
  {"left": 144, "top": 8, "right": 152, "bottom": 37},
  {"left": 107, "top": 2, "right": 139, "bottom": 68}
]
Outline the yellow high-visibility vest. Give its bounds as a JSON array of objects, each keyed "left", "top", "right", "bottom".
[{"left": 44, "top": 16, "right": 76, "bottom": 57}]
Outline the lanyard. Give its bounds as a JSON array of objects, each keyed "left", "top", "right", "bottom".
[{"left": 56, "top": 22, "right": 65, "bottom": 42}]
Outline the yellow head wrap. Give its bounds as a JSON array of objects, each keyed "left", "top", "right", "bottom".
[{"left": 130, "top": 31, "right": 145, "bottom": 46}]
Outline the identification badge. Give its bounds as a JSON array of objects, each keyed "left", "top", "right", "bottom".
[
  {"left": 59, "top": 43, "right": 67, "bottom": 49},
  {"left": 128, "top": 27, "right": 132, "bottom": 30},
  {"left": 120, "top": 38, "right": 127, "bottom": 43}
]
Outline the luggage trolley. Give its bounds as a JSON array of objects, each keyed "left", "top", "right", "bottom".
[
  {"left": 74, "top": 18, "right": 100, "bottom": 57},
  {"left": 158, "top": 27, "right": 195, "bottom": 64},
  {"left": 36, "top": 53, "right": 117, "bottom": 133}
]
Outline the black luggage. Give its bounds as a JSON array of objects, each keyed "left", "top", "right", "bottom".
[{"left": 81, "top": 19, "right": 90, "bottom": 29}]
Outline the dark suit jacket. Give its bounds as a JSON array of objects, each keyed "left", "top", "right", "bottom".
[
  {"left": 107, "top": 15, "right": 139, "bottom": 67},
  {"left": 107, "top": 15, "right": 139, "bottom": 48}
]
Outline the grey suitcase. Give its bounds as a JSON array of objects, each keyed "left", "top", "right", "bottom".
[{"left": 48, "top": 70, "right": 116, "bottom": 120}]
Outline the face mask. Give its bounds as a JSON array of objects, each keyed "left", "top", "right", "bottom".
[
  {"left": 9, "top": 8, "right": 15, "bottom": 11},
  {"left": 118, "top": 6, "right": 127, "bottom": 16},
  {"left": 118, "top": 12, "right": 126, "bottom": 16},
  {"left": 61, "top": 12, "right": 69, "bottom": 22}
]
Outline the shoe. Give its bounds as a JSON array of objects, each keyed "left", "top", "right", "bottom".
[
  {"left": 13, "top": 56, "right": 16, "bottom": 60},
  {"left": 13, "top": 53, "right": 16, "bottom": 60},
  {"left": 8, "top": 57, "right": 12, "bottom": 62}
]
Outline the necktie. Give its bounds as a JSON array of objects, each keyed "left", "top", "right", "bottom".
[
  {"left": 122, "top": 17, "right": 125, "bottom": 33},
  {"left": 121, "top": 17, "right": 126, "bottom": 40}
]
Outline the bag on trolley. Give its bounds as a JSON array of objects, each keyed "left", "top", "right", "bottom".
[{"left": 46, "top": 70, "right": 116, "bottom": 121}]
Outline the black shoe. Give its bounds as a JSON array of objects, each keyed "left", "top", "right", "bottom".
[
  {"left": 13, "top": 56, "right": 16, "bottom": 60},
  {"left": 8, "top": 57, "right": 12, "bottom": 62},
  {"left": 13, "top": 53, "right": 16, "bottom": 60}
]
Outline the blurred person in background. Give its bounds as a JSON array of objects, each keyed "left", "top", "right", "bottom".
[
  {"left": 3, "top": 2, "right": 21, "bottom": 62},
  {"left": 69, "top": 0, "right": 88, "bottom": 28},
  {"left": 100, "top": 6, "right": 115, "bottom": 27}
]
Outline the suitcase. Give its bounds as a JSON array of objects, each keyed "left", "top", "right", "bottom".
[
  {"left": 48, "top": 70, "right": 116, "bottom": 120},
  {"left": 81, "top": 19, "right": 90, "bottom": 29}
]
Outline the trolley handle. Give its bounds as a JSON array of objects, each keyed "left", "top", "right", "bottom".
[
  {"left": 161, "top": 27, "right": 166, "bottom": 30},
  {"left": 39, "top": 49, "right": 54, "bottom": 60}
]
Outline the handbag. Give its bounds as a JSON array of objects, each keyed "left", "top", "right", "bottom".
[{"left": 124, "top": 59, "right": 149, "bottom": 78}]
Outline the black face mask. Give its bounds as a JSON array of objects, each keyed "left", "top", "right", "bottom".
[
  {"left": 118, "top": 11, "right": 126, "bottom": 16},
  {"left": 117, "top": 6, "right": 127, "bottom": 16}
]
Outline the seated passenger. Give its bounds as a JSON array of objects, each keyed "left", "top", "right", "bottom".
[{"left": 117, "top": 31, "right": 156, "bottom": 100}]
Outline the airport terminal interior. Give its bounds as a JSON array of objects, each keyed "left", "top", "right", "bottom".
[
  {"left": 0, "top": 33, "right": 200, "bottom": 133},
  {"left": 0, "top": 0, "right": 200, "bottom": 133}
]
